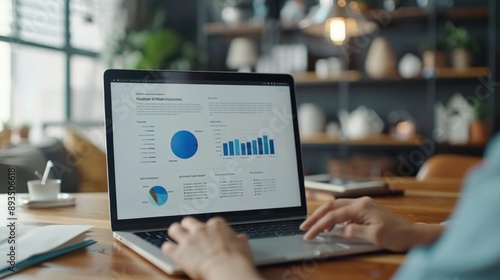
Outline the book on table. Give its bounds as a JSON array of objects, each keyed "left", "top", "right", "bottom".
[{"left": 304, "top": 174, "right": 404, "bottom": 199}]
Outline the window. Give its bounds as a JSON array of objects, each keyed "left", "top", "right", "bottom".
[
  {"left": 0, "top": 0, "right": 123, "bottom": 140},
  {"left": 0, "top": 42, "right": 11, "bottom": 123}
]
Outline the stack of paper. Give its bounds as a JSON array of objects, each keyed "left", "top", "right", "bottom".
[{"left": 0, "top": 225, "right": 95, "bottom": 277}]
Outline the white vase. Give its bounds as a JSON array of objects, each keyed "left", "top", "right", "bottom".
[
  {"left": 298, "top": 103, "right": 325, "bottom": 136},
  {"left": 365, "top": 37, "right": 397, "bottom": 79}
]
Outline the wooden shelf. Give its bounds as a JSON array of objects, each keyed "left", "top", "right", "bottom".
[
  {"left": 444, "top": 7, "right": 489, "bottom": 20},
  {"left": 300, "top": 133, "right": 487, "bottom": 148},
  {"left": 293, "top": 67, "right": 490, "bottom": 85},
  {"left": 204, "top": 7, "right": 488, "bottom": 38},
  {"left": 365, "top": 7, "right": 488, "bottom": 22},
  {"left": 203, "top": 22, "right": 265, "bottom": 38},
  {"left": 300, "top": 133, "right": 424, "bottom": 146},
  {"left": 433, "top": 67, "right": 490, "bottom": 79},
  {"left": 293, "top": 71, "right": 362, "bottom": 84}
]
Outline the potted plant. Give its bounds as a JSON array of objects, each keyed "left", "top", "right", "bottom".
[
  {"left": 0, "top": 121, "right": 12, "bottom": 147},
  {"left": 420, "top": 41, "right": 446, "bottom": 70},
  {"left": 445, "top": 21, "right": 480, "bottom": 70},
  {"left": 105, "top": 9, "right": 201, "bottom": 71},
  {"left": 19, "top": 122, "right": 31, "bottom": 140},
  {"left": 469, "top": 101, "right": 489, "bottom": 145}
]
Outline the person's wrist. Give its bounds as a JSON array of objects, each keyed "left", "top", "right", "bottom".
[
  {"left": 409, "top": 223, "right": 445, "bottom": 248},
  {"left": 204, "top": 254, "right": 261, "bottom": 280}
]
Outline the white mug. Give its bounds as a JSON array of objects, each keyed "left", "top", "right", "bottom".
[{"left": 27, "top": 179, "right": 61, "bottom": 201}]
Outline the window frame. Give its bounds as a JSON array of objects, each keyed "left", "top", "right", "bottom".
[{"left": 0, "top": 0, "right": 100, "bottom": 121}]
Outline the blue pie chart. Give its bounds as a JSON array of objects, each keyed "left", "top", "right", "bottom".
[
  {"left": 148, "top": 186, "right": 168, "bottom": 206},
  {"left": 171, "top": 130, "right": 198, "bottom": 159}
]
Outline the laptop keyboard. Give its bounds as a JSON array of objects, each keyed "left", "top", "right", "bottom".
[
  {"left": 231, "top": 219, "right": 305, "bottom": 239},
  {"left": 135, "top": 219, "right": 305, "bottom": 248},
  {"left": 134, "top": 230, "right": 171, "bottom": 248}
]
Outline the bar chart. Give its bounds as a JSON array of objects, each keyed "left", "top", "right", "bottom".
[{"left": 222, "top": 135, "right": 275, "bottom": 156}]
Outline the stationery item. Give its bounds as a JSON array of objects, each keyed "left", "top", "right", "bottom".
[
  {"left": 0, "top": 225, "right": 95, "bottom": 277},
  {"left": 19, "top": 193, "right": 76, "bottom": 208},
  {"left": 305, "top": 174, "right": 404, "bottom": 199}
]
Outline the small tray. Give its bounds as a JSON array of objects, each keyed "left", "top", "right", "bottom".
[{"left": 20, "top": 193, "right": 76, "bottom": 209}]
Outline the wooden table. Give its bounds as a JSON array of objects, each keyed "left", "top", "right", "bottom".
[{"left": 1, "top": 178, "right": 460, "bottom": 279}]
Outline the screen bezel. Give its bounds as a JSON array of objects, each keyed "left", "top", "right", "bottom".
[{"left": 103, "top": 69, "right": 307, "bottom": 231}]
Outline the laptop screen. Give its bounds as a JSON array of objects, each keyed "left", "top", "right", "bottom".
[{"left": 109, "top": 75, "right": 303, "bottom": 220}]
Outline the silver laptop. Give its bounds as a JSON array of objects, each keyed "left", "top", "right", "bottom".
[{"left": 103, "top": 69, "right": 380, "bottom": 275}]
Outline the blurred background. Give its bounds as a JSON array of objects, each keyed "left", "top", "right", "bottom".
[{"left": 0, "top": 0, "right": 498, "bottom": 180}]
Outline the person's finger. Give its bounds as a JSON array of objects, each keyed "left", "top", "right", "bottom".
[
  {"left": 181, "top": 217, "right": 204, "bottom": 232},
  {"left": 338, "top": 223, "right": 370, "bottom": 241},
  {"left": 207, "top": 217, "right": 227, "bottom": 228},
  {"left": 300, "top": 199, "right": 352, "bottom": 230},
  {"left": 207, "top": 217, "right": 237, "bottom": 239},
  {"left": 161, "top": 241, "right": 178, "bottom": 258},
  {"left": 304, "top": 212, "right": 338, "bottom": 240},
  {"left": 168, "top": 222, "right": 188, "bottom": 242},
  {"left": 303, "top": 205, "right": 360, "bottom": 240},
  {"left": 236, "top": 233, "right": 248, "bottom": 240}
]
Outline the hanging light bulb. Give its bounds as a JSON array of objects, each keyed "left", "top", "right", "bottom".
[
  {"left": 326, "top": 17, "right": 346, "bottom": 45},
  {"left": 300, "top": 0, "right": 377, "bottom": 45}
]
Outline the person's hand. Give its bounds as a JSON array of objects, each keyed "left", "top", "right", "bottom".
[
  {"left": 161, "top": 217, "right": 261, "bottom": 280},
  {"left": 300, "top": 197, "right": 444, "bottom": 252}
]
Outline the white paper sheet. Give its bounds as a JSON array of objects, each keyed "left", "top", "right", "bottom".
[{"left": 0, "top": 225, "right": 92, "bottom": 271}]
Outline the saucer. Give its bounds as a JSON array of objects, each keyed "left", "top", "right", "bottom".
[{"left": 20, "top": 193, "right": 76, "bottom": 209}]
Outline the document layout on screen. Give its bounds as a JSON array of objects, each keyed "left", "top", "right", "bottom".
[{"left": 111, "top": 82, "right": 302, "bottom": 220}]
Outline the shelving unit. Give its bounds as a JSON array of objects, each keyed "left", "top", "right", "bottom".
[
  {"left": 365, "top": 6, "right": 488, "bottom": 21},
  {"left": 203, "top": 7, "right": 489, "bottom": 38},
  {"left": 200, "top": 1, "right": 498, "bottom": 175}
]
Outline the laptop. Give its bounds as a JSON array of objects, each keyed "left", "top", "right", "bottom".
[{"left": 103, "top": 69, "right": 380, "bottom": 275}]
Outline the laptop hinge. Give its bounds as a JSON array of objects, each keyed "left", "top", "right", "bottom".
[{"left": 118, "top": 216, "right": 307, "bottom": 233}]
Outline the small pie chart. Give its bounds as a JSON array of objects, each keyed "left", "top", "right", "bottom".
[
  {"left": 148, "top": 186, "right": 168, "bottom": 206},
  {"left": 171, "top": 130, "right": 198, "bottom": 159}
]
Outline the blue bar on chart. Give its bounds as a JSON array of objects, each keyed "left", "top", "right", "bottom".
[
  {"left": 228, "top": 141, "right": 234, "bottom": 156},
  {"left": 235, "top": 139, "right": 240, "bottom": 155},
  {"left": 263, "top": 135, "right": 269, "bottom": 154},
  {"left": 222, "top": 136, "right": 275, "bottom": 157}
]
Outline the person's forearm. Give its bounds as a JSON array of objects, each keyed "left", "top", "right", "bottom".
[{"left": 204, "top": 255, "right": 261, "bottom": 280}]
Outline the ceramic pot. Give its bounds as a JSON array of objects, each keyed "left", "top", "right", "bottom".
[
  {"left": 469, "top": 121, "right": 489, "bottom": 145},
  {"left": 422, "top": 50, "right": 446, "bottom": 69},
  {"left": 451, "top": 49, "right": 472, "bottom": 70},
  {"left": 19, "top": 128, "right": 30, "bottom": 140},
  {"left": 0, "top": 129, "right": 12, "bottom": 147}
]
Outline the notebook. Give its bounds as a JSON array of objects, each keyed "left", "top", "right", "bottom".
[
  {"left": 305, "top": 174, "right": 404, "bottom": 199},
  {"left": 103, "top": 70, "right": 380, "bottom": 275}
]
